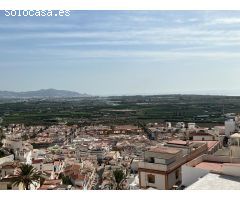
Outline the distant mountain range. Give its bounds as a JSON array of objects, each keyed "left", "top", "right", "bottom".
[{"left": 0, "top": 89, "right": 90, "bottom": 98}]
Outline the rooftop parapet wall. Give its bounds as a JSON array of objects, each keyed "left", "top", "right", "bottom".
[
  {"left": 206, "top": 155, "right": 240, "bottom": 163},
  {"left": 139, "top": 143, "right": 208, "bottom": 173},
  {"left": 186, "top": 143, "right": 208, "bottom": 162},
  {"left": 185, "top": 155, "right": 207, "bottom": 167}
]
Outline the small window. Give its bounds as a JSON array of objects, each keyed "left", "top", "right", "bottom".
[
  {"left": 147, "top": 174, "right": 155, "bottom": 184},
  {"left": 7, "top": 184, "right": 12, "bottom": 190},
  {"left": 149, "top": 157, "right": 155, "bottom": 163},
  {"left": 202, "top": 137, "right": 205, "bottom": 141}
]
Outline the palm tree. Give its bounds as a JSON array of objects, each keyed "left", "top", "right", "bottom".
[
  {"left": 113, "top": 169, "right": 126, "bottom": 190},
  {"left": 11, "top": 164, "right": 41, "bottom": 190}
]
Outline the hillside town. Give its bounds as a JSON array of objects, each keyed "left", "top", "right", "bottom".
[{"left": 0, "top": 113, "right": 240, "bottom": 190}]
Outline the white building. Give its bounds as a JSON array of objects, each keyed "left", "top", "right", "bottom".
[
  {"left": 3, "top": 137, "right": 24, "bottom": 160},
  {"left": 166, "top": 122, "right": 171, "bottom": 129},
  {"left": 192, "top": 132, "right": 216, "bottom": 141},
  {"left": 138, "top": 147, "right": 184, "bottom": 190},
  {"left": 230, "top": 133, "right": 240, "bottom": 158},
  {"left": 32, "top": 159, "right": 55, "bottom": 173},
  {"left": 188, "top": 123, "right": 196, "bottom": 129},
  {"left": 3, "top": 135, "right": 33, "bottom": 161},
  {"left": 0, "top": 162, "right": 17, "bottom": 179}
]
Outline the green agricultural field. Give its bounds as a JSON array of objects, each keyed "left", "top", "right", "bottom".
[{"left": 0, "top": 95, "right": 240, "bottom": 127}]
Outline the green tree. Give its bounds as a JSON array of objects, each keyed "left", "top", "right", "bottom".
[
  {"left": 59, "top": 173, "right": 72, "bottom": 185},
  {"left": 113, "top": 169, "right": 126, "bottom": 190},
  {"left": 11, "top": 164, "right": 41, "bottom": 190}
]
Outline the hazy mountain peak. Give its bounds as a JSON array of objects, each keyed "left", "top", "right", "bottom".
[{"left": 0, "top": 89, "right": 90, "bottom": 98}]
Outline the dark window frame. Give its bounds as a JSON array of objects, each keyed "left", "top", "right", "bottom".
[{"left": 147, "top": 174, "right": 155, "bottom": 184}]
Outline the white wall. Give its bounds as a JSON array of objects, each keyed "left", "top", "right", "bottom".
[
  {"left": 188, "top": 123, "right": 196, "bottom": 129},
  {"left": 167, "top": 168, "right": 182, "bottom": 189},
  {"left": 130, "top": 160, "right": 139, "bottom": 173},
  {"left": 182, "top": 165, "right": 209, "bottom": 187},
  {"left": 139, "top": 171, "right": 165, "bottom": 190},
  {"left": 223, "top": 164, "right": 240, "bottom": 177},
  {"left": 32, "top": 162, "right": 43, "bottom": 171},
  {"left": 3, "top": 139, "right": 25, "bottom": 160},
  {"left": 32, "top": 162, "right": 54, "bottom": 172},
  {"left": 230, "top": 146, "right": 240, "bottom": 158},
  {"left": 4, "top": 139, "right": 23, "bottom": 150},
  {"left": 193, "top": 135, "right": 214, "bottom": 141}
]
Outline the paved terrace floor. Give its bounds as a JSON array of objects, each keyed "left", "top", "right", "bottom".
[
  {"left": 186, "top": 173, "right": 240, "bottom": 190},
  {"left": 195, "top": 161, "right": 224, "bottom": 172}
]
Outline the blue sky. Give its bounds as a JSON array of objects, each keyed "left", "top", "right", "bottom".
[{"left": 1, "top": 10, "right": 240, "bottom": 95}]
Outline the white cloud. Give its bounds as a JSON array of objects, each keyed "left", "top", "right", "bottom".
[
  {"left": 188, "top": 18, "right": 199, "bottom": 22},
  {"left": 207, "top": 17, "right": 240, "bottom": 25},
  {"left": 2, "top": 14, "right": 240, "bottom": 56},
  {"left": 0, "top": 23, "right": 79, "bottom": 29},
  {"left": 4, "top": 48, "right": 240, "bottom": 61}
]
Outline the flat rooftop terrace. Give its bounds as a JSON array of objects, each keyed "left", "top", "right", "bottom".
[
  {"left": 186, "top": 173, "right": 240, "bottom": 190},
  {"left": 194, "top": 161, "right": 240, "bottom": 173},
  {"left": 195, "top": 161, "right": 224, "bottom": 172}
]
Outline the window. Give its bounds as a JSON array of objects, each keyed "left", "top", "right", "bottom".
[
  {"left": 149, "top": 157, "right": 155, "bottom": 163},
  {"left": 147, "top": 174, "right": 155, "bottom": 184},
  {"left": 7, "top": 184, "right": 12, "bottom": 190},
  {"left": 202, "top": 137, "right": 205, "bottom": 141}
]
